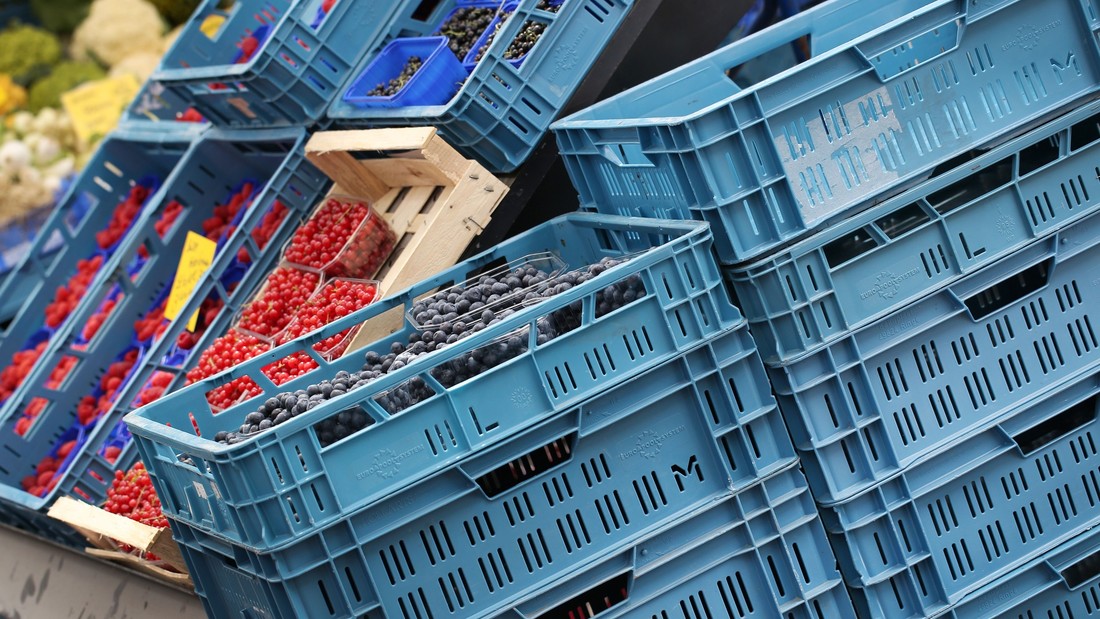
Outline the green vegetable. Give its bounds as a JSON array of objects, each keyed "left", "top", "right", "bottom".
[
  {"left": 147, "top": 0, "right": 199, "bottom": 26},
  {"left": 27, "top": 61, "right": 105, "bottom": 112},
  {"left": 29, "top": 0, "right": 92, "bottom": 34},
  {"left": 0, "top": 23, "right": 62, "bottom": 84}
]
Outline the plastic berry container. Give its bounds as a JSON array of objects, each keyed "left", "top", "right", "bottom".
[
  {"left": 275, "top": 278, "right": 382, "bottom": 361},
  {"left": 232, "top": 264, "right": 323, "bottom": 339},
  {"left": 341, "top": 37, "right": 469, "bottom": 109},
  {"left": 282, "top": 195, "right": 396, "bottom": 280}
]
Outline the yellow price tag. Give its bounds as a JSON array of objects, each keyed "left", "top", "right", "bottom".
[
  {"left": 60, "top": 75, "right": 141, "bottom": 145},
  {"left": 165, "top": 232, "right": 217, "bottom": 331}
]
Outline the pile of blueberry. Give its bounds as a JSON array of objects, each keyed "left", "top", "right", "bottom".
[
  {"left": 213, "top": 256, "right": 645, "bottom": 447},
  {"left": 504, "top": 20, "right": 547, "bottom": 60},
  {"left": 438, "top": 6, "right": 498, "bottom": 59},
  {"left": 368, "top": 56, "right": 423, "bottom": 97}
]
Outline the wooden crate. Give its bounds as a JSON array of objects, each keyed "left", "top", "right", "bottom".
[
  {"left": 304, "top": 127, "right": 508, "bottom": 352},
  {"left": 47, "top": 496, "right": 191, "bottom": 588}
]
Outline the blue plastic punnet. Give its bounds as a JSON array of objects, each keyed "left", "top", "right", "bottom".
[{"left": 342, "top": 37, "right": 468, "bottom": 109}]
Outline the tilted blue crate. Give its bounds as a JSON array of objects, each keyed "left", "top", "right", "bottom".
[
  {"left": 551, "top": 0, "right": 1100, "bottom": 263},
  {"left": 327, "top": 0, "right": 637, "bottom": 173},
  {"left": 0, "top": 127, "right": 329, "bottom": 544},
  {"left": 170, "top": 322, "right": 796, "bottom": 617},
  {"left": 771, "top": 204, "right": 1100, "bottom": 505},
  {"left": 125, "top": 213, "right": 741, "bottom": 551},
  {"left": 820, "top": 363, "right": 1100, "bottom": 618},
  {"left": 939, "top": 526, "right": 1100, "bottom": 619},
  {"left": 0, "top": 128, "right": 194, "bottom": 398},
  {"left": 503, "top": 465, "right": 852, "bottom": 619},
  {"left": 152, "top": 0, "right": 406, "bottom": 126},
  {"left": 727, "top": 100, "right": 1100, "bottom": 366}
]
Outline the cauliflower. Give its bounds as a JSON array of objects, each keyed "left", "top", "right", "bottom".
[
  {"left": 71, "top": 0, "right": 166, "bottom": 67},
  {"left": 27, "top": 61, "right": 107, "bottom": 112},
  {"left": 0, "top": 141, "right": 33, "bottom": 170},
  {"left": 0, "top": 24, "right": 63, "bottom": 84}
]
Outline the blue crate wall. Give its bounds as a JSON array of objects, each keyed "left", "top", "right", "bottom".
[
  {"left": 0, "top": 127, "right": 330, "bottom": 544},
  {"left": 170, "top": 321, "right": 797, "bottom": 617},
  {"left": 820, "top": 363, "right": 1100, "bottom": 618},
  {"left": 178, "top": 465, "right": 852, "bottom": 619},
  {"left": 551, "top": 0, "right": 1100, "bottom": 263},
  {"left": 768, "top": 205, "right": 1100, "bottom": 506},
  {"left": 725, "top": 100, "right": 1100, "bottom": 367},
  {"left": 151, "top": 0, "right": 408, "bottom": 127},
  {"left": 940, "top": 526, "right": 1100, "bottom": 619},
  {"left": 126, "top": 213, "right": 742, "bottom": 550}
]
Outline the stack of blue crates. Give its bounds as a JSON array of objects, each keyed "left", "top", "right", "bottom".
[
  {"left": 126, "top": 213, "right": 854, "bottom": 617},
  {"left": 551, "top": 0, "right": 1100, "bottom": 616}
]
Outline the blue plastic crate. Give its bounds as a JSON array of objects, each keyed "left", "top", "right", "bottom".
[
  {"left": 327, "top": 0, "right": 637, "bottom": 173},
  {"left": 819, "top": 362, "right": 1100, "bottom": 618},
  {"left": 939, "top": 526, "right": 1100, "bottom": 619},
  {"left": 125, "top": 213, "right": 742, "bottom": 551},
  {"left": 170, "top": 323, "right": 793, "bottom": 616},
  {"left": 727, "top": 99, "right": 1100, "bottom": 366},
  {"left": 771, "top": 203, "right": 1100, "bottom": 506},
  {"left": 0, "top": 129, "right": 193, "bottom": 397},
  {"left": 342, "top": 37, "right": 468, "bottom": 109},
  {"left": 0, "top": 127, "right": 329, "bottom": 543},
  {"left": 152, "top": 0, "right": 407, "bottom": 127},
  {"left": 175, "top": 464, "right": 843, "bottom": 619},
  {"left": 551, "top": 0, "right": 1100, "bottom": 264},
  {"left": 120, "top": 78, "right": 211, "bottom": 130}
]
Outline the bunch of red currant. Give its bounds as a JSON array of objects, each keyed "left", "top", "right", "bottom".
[
  {"left": 44, "top": 255, "right": 105, "bottom": 329},
  {"left": 13, "top": 354, "right": 80, "bottom": 435},
  {"left": 95, "top": 185, "right": 153, "bottom": 251},
  {"left": 277, "top": 279, "right": 379, "bottom": 359},
  {"left": 20, "top": 438, "right": 79, "bottom": 497},
  {"left": 238, "top": 200, "right": 289, "bottom": 264},
  {"left": 236, "top": 266, "right": 321, "bottom": 337},
  {"left": 103, "top": 462, "right": 170, "bottom": 561},
  {"left": 283, "top": 197, "right": 395, "bottom": 278}
]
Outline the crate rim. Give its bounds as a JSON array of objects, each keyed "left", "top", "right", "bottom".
[
  {"left": 124, "top": 212, "right": 717, "bottom": 453},
  {"left": 549, "top": 0, "right": 957, "bottom": 131}
]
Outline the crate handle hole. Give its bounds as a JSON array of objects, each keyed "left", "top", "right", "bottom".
[{"left": 1012, "top": 394, "right": 1097, "bottom": 455}]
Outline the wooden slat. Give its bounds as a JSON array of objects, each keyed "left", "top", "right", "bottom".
[
  {"left": 306, "top": 150, "right": 391, "bottom": 202},
  {"left": 48, "top": 496, "right": 188, "bottom": 573},
  {"left": 379, "top": 161, "right": 502, "bottom": 293},
  {"left": 306, "top": 127, "right": 437, "bottom": 156},
  {"left": 364, "top": 158, "right": 453, "bottom": 188}
]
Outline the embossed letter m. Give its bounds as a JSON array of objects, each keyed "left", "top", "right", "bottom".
[
  {"left": 672, "top": 456, "right": 704, "bottom": 492},
  {"left": 1051, "top": 53, "right": 1080, "bottom": 85}
]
